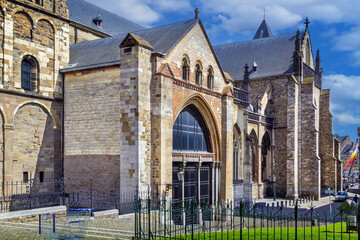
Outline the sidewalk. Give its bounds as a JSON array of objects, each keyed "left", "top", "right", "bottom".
[{"left": 256, "top": 192, "right": 356, "bottom": 209}]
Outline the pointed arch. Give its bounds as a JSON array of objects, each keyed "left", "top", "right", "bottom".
[
  {"left": 233, "top": 124, "right": 242, "bottom": 181},
  {"left": 173, "top": 94, "right": 220, "bottom": 160},
  {"left": 181, "top": 54, "right": 190, "bottom": 81},
  {"left": 250, "top": 129, "right": 258, "bottom": 182},
  {"left": 261, "top": 131, "right": 271, "bottom": 181}
]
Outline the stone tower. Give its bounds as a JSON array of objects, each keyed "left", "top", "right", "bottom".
[{"left": 0, "top": 0, "right": 69, "bottom": 193}]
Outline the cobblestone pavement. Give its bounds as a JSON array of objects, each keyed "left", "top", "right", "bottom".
[{"left": 0, "top": 219, "right": 135, "bottom": 239}]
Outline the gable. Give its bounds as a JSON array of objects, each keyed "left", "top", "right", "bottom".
[
  {"left": 162, "top": 22, "right": 228, "bottom": 93},
  {"left": 302, "top": 31, "right": 315, "bottom": 69}
]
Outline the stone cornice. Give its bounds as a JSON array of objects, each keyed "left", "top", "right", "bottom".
[{"left": 172, "top": 77, "right": 222, "bottom": 99}]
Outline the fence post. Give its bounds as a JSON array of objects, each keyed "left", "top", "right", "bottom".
[
  {"left": 357, "top": 203, "right": 360, "bottom": 239},
  {"left": 52, "top": 213, "right": 56, "bottom": 233},
  {"left": 295, "top": 199, "right": 298, "bottom": 240},
  {"left": 191, "top": 200, "right": 194, "bottom": 240},
  {"left": 148, "top": 197, "right": 151, "bottom": 240},
  {"left": 90, "top": 181, "right": 93, "bottom": 210},
  {"left": 240, "top": 200, "right": 243, "bottom": 240},
  {"left": 39, "top": 214, "right": 41, "bottom": 234}
]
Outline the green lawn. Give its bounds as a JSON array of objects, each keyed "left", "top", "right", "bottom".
[{"left": 165, "top": 222, "right": 359, "bottom": 240}]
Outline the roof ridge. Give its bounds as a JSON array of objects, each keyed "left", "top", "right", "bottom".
[
  {"left": 130, "top": 18, "right": 198, "bottom": 35},
  {"left": 214, "top": 32, "right": 298, "bottom": 48}
]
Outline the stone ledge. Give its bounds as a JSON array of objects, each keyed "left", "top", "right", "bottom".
[
  {"left": 92, "top": 209, "right": 119, "bottom": 219},
  {"left": 0, "top": 206, "right": 67, "bottom": 220}
]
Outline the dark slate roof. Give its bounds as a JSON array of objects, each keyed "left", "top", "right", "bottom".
[
  {"left": 214, "top": 33, "right": 298, "bottom": 80},
  {"left": 253, "top": 20, "right": 273, "bottom": 39},
  {"left": 63, "top": 19, "right": 198, "bottom": 72},
  {"left": 68, "top": 0, "right": 144, "bottom": 36}
]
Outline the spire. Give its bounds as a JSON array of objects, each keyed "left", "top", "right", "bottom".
[
  {"left": 293, "top": 29, "right": 302, "bottom": 76},
  {"left": 315, "top": 49, "right": 322, "bottom": 74},
  {"left": 242, "top": 63, "right": 250, "bottom": 93},
  {"left": 253, "top": 19, "right": 273, "bottom": 39}
]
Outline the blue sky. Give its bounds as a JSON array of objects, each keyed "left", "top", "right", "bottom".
[{"left": 86, "top": 0, "right": 360, "bottom": 141}]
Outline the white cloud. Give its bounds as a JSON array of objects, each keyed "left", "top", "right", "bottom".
[
  {"left": 323, "top": 74, "right": 360, "bottom": 101},
  {"left": 323, "top": 74, "right": 360, "bottom": 126},
  {"left": 85, "top": 0, "right": 160, "bottom": 25},
  {"left": 334, "top": 113, "right": 360, "bottom": 125},
  {"left": 150, "top": 0, "right": 192, "bottom": 12}
]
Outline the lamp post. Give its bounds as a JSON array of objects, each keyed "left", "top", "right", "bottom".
[
  {"left": 177, "top": 169, "right": 185, "bottom": 226},
  {"left": 273, "top": 176, "right": 276, "bottom": 201}
]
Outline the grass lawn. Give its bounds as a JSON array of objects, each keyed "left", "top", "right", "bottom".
[{"left": 166, "top": 222, "right": 359, "bottom": 240}]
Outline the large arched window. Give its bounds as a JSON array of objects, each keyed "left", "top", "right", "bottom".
[
  {"left": 173, "top": 105, "right": 211, "bottom": 152},
  {"left": 21, "top": 56, "right": 39, "bottom": 91}
]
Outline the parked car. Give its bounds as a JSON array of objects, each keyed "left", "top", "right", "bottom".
[{"left": 335, "top": 191, "right": 349, "bottom": 202}]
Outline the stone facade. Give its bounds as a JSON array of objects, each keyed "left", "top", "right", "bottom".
[
  {"left": 64, "top": 66, "right": 121, "bottom": 191},
  {"left": 0, "top": 0, "right": 68, "bottom": 193}
]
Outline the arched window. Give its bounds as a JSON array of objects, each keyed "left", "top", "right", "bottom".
[
  {"left": 195, "top": 63, "right": 202, "bottom": 85},
  {"left": 182, "top": 57, "right": 189, "bottom": 81},
  {"left": 207, "top": 68, "right": 214, "bottom": 89},
  {"left": 233, "top": 131, "right": 239, "bottom": 181},
  {"left": 173, "top": 105, "right": 211, "bottom": 152},
  {"left": 21, "top": 56, "right": 39, "bottom": 91}
]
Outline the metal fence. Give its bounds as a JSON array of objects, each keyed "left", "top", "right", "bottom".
[
  {"left": 134, "top": 198, "right": 360, "bottom": 239},
  {"left": 66, "top": 183, "right": 155, "bottom": 214},
  {"left": 0, "top": 179, "right": 63, "bottom": 212},
  {"left": 0, "top": 179, "right": 152, "bottom": 214}
]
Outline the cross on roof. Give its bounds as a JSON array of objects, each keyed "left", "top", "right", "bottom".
[
  {"left": 264, "top": 9, "right": 266, "bottom": 20},
  {"left": 304, "top": 17, "right": 310, "bottom": 29}
]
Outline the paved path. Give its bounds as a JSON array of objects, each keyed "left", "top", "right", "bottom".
[{"left": 0, "top": 219, "right": 134, "bottom": 240}]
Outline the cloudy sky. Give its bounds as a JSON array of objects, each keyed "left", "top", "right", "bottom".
[{"left": 87, "top": 0, "right": 360, "bottom": 141}]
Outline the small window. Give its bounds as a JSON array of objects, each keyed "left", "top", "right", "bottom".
[
  {"left": 39, "top": 171, "right": 44, "bottom": 182},
  {"left": 21, "top": 56, "right": 39, "bottom": 92},
  {"left": 23, "top": 172, "right": 29, "bottom": 183},
  {"left": 182, "top": 58, "right": 189, "bottom": 81},
  {"left": 207, "top": 68, "right": 214, "bottom": 89},
  {"left": 35, "top": 0, "right": 41, "bottom": 4},
  {"left": 195, "top": 64, "right": 202, "bottom": 85}
]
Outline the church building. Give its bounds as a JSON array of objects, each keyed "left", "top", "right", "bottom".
[{"left": 0, "top": 0, "right": 341, "bottom": 205}]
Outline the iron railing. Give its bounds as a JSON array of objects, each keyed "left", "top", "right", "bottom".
[
  {"left": 0, "top": 179, "right": 63, "bottom": 212},
  {"left": 234, "top": 87, "right": 249, "bottom": 103},
  {"left": 134, "top": 197, "right": 360, "bottom": 239}
]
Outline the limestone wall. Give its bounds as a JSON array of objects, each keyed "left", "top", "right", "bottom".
[
  {"left": 64, "top": 66, "right": 121, "bottom": 191},
  {"left": 69, "top": 25, "right": 103, "bottom": 45}
]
